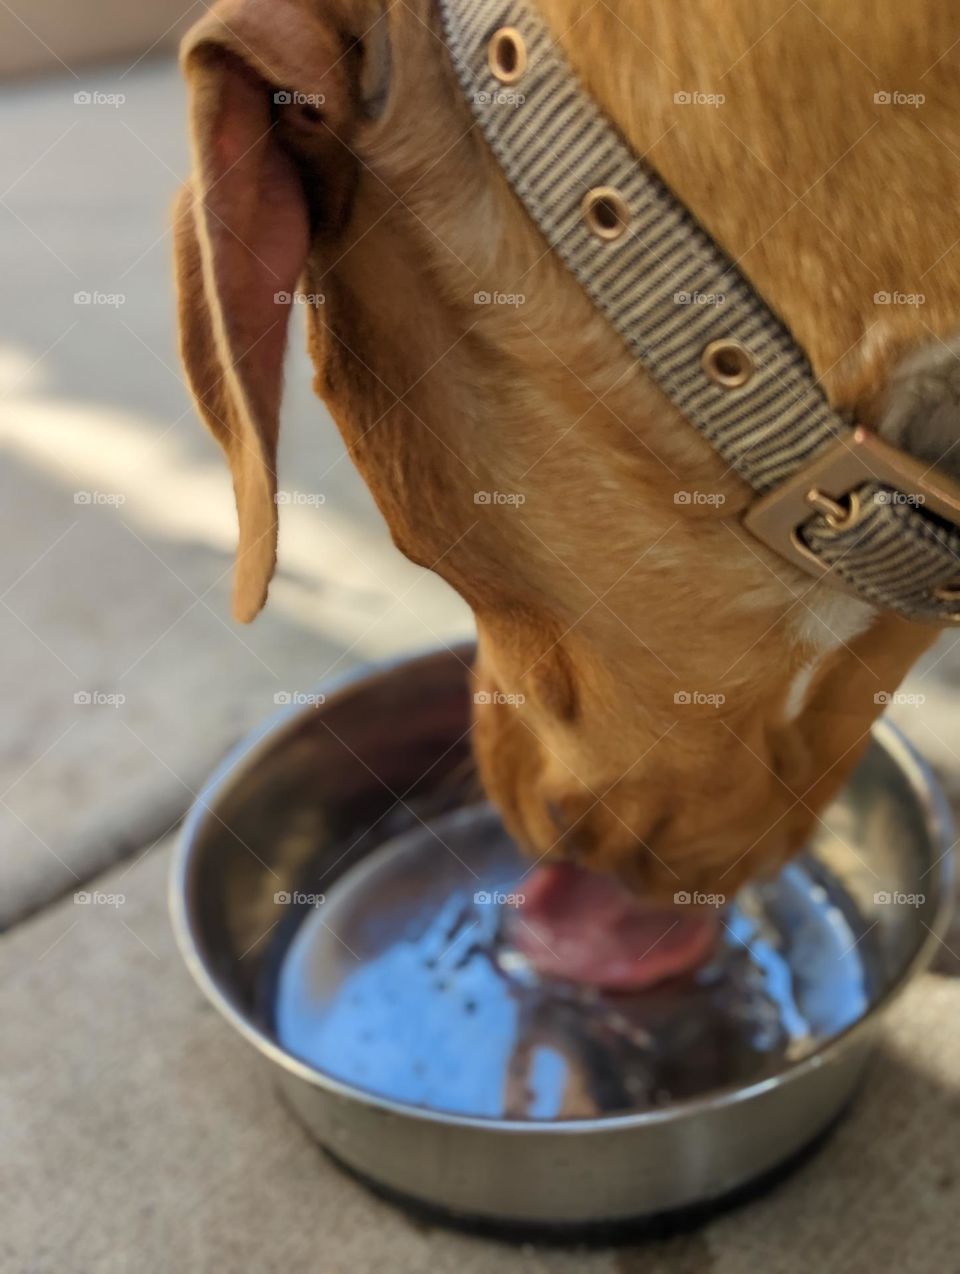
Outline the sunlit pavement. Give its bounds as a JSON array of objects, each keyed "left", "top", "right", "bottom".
[{"left": 0, "top": 58, "right": 471, "bottom": 926}]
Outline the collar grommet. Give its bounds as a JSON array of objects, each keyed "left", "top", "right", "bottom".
[
  {"left": 701, "top": 339, "right": 754, "bottom": 389},
  {"left": 581, "top": 187, "right": 630, "bottom": 241},
  {"left": 488, "top": 27, "right": 527, "bottom": 84}
]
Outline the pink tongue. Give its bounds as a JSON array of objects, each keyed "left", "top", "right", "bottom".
[{"left": 508, "top": 863, "right": 718, "bottom": 991}]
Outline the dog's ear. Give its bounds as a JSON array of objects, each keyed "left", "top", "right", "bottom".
[{"left": 174, "top": 0, "right": 354, "bottom": 621}]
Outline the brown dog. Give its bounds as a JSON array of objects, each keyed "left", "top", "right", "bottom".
[{"left": 174, "top": 0, "right": 958, "bottom": 898}]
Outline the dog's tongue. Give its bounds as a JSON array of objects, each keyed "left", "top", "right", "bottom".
[{"left": 509, "top": 863, "right": 718, "bottom": 991}]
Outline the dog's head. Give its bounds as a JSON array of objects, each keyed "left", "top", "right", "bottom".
[{"left": 176, "top": 0, "right": 957, "bottom": 895}]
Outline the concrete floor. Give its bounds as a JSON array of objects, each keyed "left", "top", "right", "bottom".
[
  {"left": 0, "top": 57, "right": 472, "bottom": 926},
  {"left": 2, "top": 55, "right": 960, "bottom": 1274}
]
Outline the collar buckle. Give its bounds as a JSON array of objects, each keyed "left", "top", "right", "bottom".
[{"left": 743, "top": 427, "right": 960, "bottom": 618}]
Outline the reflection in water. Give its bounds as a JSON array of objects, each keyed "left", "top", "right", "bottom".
[{"left": 271, "top": 806, "right": 873, "bottom": 1120}]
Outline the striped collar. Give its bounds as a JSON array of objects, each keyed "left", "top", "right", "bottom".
[{"left": 439, "top": 0, "right": 960, "bottom": 625}]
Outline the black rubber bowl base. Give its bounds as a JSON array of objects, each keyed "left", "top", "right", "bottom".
[{"left": 319, "top": 1101, "right": 850, "bottom": 1249}]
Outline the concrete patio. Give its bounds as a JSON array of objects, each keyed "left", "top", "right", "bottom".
[{"left": 2, "top": 54, "right": 960, "bottom": 1273}]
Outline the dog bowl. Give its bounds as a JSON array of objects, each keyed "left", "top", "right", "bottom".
[{"left": 171, "top": 643, "right": 953, "bottom": 1234}]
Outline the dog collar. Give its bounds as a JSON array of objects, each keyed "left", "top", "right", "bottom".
[{"left": 439, "top": 0, "right": 960, "bottom": 624}]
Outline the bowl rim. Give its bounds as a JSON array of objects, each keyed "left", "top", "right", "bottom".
[{"left": 169, "top": 642, "right": 956, "bottom": 1136}]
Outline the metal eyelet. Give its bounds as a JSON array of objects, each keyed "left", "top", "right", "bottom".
[
  {"left": 701, "top": 339, "right": 754, "bottom": 389},
  {"left": 581, "top": 187, "right": 630, "bottom": 241},
  {"left": 804, "top": 487, "right": 865, "bottom": 532},
  {"left": 487, "top": 27, "right": 527, "bottom": 84}
]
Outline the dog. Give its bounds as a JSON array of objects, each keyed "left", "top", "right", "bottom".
[{"left": 174, "top": 0, "right": 960, "bottom": 899}]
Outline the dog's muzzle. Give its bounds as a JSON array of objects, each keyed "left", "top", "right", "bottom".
[{"left": 440, "top": 0, "right": 960, "bottom": 624}]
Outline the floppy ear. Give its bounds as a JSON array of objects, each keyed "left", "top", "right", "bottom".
[{"left": 174, "top": 0, "right": 352, "bottom": 621}]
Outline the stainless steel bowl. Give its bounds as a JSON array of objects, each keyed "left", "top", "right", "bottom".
[{"left": 170, "top": 643, "right": 954, "bottom": 1232}]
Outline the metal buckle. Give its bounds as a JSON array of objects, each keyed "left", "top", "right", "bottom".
[{"left": 742, "top": 426, "right": 960, "bottom": 617}]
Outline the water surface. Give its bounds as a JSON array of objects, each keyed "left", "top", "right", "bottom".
[{"left": 271, "top": 805, "right": 874, "bottom": 1120}]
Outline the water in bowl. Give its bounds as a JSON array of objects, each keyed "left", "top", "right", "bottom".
[{"left": 269, "top": 804, "right": 875, "bottom": 1120}]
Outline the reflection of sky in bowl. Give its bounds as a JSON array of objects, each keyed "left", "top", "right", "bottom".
[{"left": 272, "top": 806, "right": 873, "bottom": 1122}]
